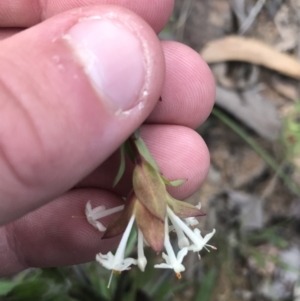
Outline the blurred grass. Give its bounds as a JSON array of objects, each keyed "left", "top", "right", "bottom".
[{"left": 212, "top": 107, "right": 300, "bottom": 197}]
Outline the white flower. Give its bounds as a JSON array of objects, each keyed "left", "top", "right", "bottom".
[
  {"left": 170, "top": 216, "right": 190, "bottom": 249},
  {"left": 96, "top": 215, "right": 137, "bottom": 287},
  {"left": 96, "top": 252, "right": 136, "bottom": 271},
  {"left": 187, "top": 228, "right": 216, "bottom": 252},
  {"left": 154, "top": 217, "right": 188, "bottom": 278},
  {"left": 184, "top": 216, "right": 199, "bottom": 227},
  {"left": 85, "top": 201, "right": 124, "bottom": 231},
  {"left": 137, "top": 228, "right": 147, "bottom": 272},
  {"left": 167, "top": 207, "right": 216, "bottom": 253}
]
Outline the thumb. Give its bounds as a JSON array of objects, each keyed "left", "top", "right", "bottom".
[{"left": 0, "top": 5, "right": 164, "bottom": 225}]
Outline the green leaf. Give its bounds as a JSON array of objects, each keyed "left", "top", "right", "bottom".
[
  {"left": 113, "top": 144, "right": 126, "bottom": 187},
  {"left": 124, "top": 140, "right": 135, "bottom": 163},
  {"left": 134, "top": 138, "right": 159, "bottom": 171},
  {"left": 161, "top": 176, "right": 187, "bottom": 187},
  {"left": 133, "top": 129, "right": 140, "bottom": 139},
  {"left": 5, "top": 279, "right": 49, "bottom": 301},
  {"left": 0, "top": 281, "right": 18, "bottom": 296},
  {"left": 193, "top": 269, "right": 217, "bottom": 301}
]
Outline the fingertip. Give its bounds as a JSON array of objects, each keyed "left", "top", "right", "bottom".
[
  {"left": 141, "top": 125, "right": 210, "bottom": 199},
  {"left": 148, "top": 41, "right": 215, "bottom": 128}
]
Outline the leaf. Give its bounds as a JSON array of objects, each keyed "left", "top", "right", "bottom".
[
  {"left": 193, "top": 269, "right": 217, "bottom": 301},
  {"left": 135, "top": 201, "right": 164, "bottom": 253},
  {"left": 113, "top": 144, "right": 126, "bottom": 187},
  {"left": 5, "top": 279, "right": 50, "bottom": 301},
  {"left": 124, "top": 140, "right": 135, "bottom": 163},
  {"left": 102, "top": 193, "right": 136, "bottom": 239},
  {"left": 0, "top": 281, "right": 18, "bottom": 296},
  {"left": 134, "top": 138, "right": 159, "bottom": 171},
  {"left": 167, "top": 196, "right": 206, "bottom": 219},
  {"left": 161, "top": 176, "right": 187, "bottom": 187},
  {"left": 133, "top": 161, "right": 167, "bottom": 221},
  {"left": 132, "top": 129, "right": 140, "bottom": 139}
]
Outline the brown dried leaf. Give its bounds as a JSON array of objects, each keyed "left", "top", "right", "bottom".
[{"left": 201, "top": 36, "right": 300, "bottom": 79}]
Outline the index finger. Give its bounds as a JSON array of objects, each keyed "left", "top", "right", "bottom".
[{"left": 0, "top": 0, "right": 174, "bottom": 33}]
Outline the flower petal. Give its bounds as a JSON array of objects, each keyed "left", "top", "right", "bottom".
[
  {"left": 154, "top": 263, "right": 172, "bottom": 269},
  {"left": 116, "top": 258, "right": 137, "bottom": 271},
  {"left": 177, "top": 248, "right": 188, "bottom": 264},
  {"left": 137, "top": 229, "right": 147, "bottom": 272}
]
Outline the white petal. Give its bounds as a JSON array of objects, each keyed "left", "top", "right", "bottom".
[
  {"left": 154, "top": 263, "right": 173, "bottom": 269},
  {"left": 137, "top": 229, "right": 147, "bottom": 272},
  {"left": 116, "top": 258, "right": 137, "bottom": 271},
  {"left": 113, "top": 215, "right": 135, "bottom": 267},
  {"left": 94, "top": 205, "right": 124, "bottom": 219},
  {"left": 91, "top": 205, "right": 106, "bottom": 216},
  {"left": 203, "top": 229, "right": 216, "bottom": 244},
  {"left": 137, "top": 257, "right": 147, "bottom": 272},
  {"left": 196, "top": 202, "right": 202, "bottom": 210},
  {"left": 85, "top": 201, "right": 92, "bottom": 214},
  {"left": 173, "top": 262, "right": 185, "bottom": 273},
  {"left": 87, "top": 218, "right": 98, "bottom": 229},
  {"left": 95, "top": 221, "right": 106, "bottom": 232},
  {"left": 96, "top": 253, "right": 114, "bottom": 270},
  {"left": 85, "top": 202, "right": 124, "bottom": 227},
  {"left": 170, "top": 215, "right": 190, "bottom": 249},
  {"left": 188, "top": 229, "right": 216, "bottom": 252},
  {"left": 167, "top": 207, "right": 207, "bottom": 248},
  {"left": 185, "top": 217, "right": 199, "bottom": 227},
  {"left": 177, "top": 247, "right": 188, "bottom": 264}
]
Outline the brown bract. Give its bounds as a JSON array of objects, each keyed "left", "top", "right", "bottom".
[
  {"left": 133, "top": 160, "right": 167, "bottom": 221},
  {"left": 103, "top": 159, "right": 206, "bottom": 254},
  {"left": 167, "top": 196, "right": 205, "bottom": 219},
  {"left": 135, "top": 201, "right": 164, "bottom": 252}
]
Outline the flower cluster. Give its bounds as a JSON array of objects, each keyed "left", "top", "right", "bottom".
[{"left": 85, "top": 135, "right": 216, "bottom": 287}]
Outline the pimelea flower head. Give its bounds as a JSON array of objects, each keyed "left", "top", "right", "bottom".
[
  {"left": 96, "top": 215, "right": 137, "bottom": 287},
  {"left": 85, "top": 133, "right": 216, "bottom": 287}
]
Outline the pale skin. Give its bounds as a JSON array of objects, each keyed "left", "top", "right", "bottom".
[{"left": 0, "top": 0, "right": 215, "bottom": 276}]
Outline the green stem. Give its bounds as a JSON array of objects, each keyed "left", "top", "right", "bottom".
[{"left": 212, "top": 107, "right": 300, "bottom": 196}]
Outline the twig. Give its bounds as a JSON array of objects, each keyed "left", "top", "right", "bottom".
[
  {"left": 176, "top": 0, "right": 193, "bottom": 42},
  {"left": 230, "top": 0, "right": 247, "bottom": 23},
  {"left": 239, "top": 0, "right": 266, "bottom": 34}
]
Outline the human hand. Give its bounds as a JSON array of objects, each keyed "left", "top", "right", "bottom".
[{"left": 0, "top": 0, "right": 215, "bottom": 276}]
